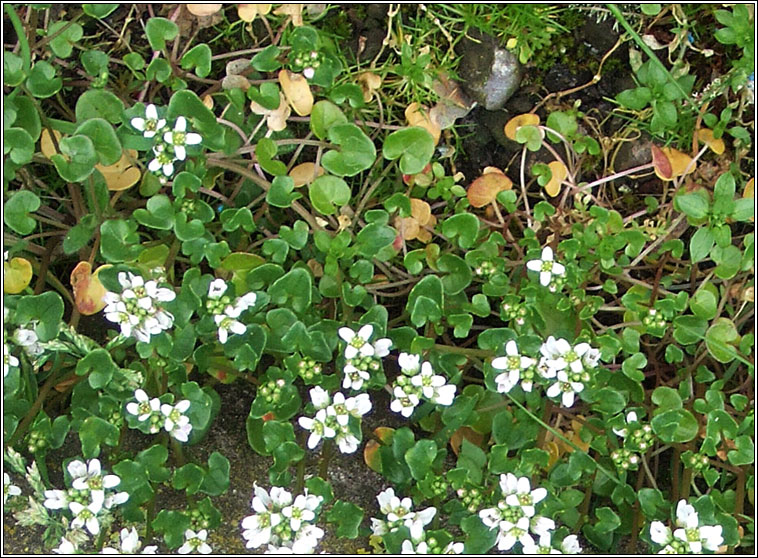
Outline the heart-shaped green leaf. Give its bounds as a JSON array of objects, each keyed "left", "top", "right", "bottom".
[
  {"left": 321, "top": 123, "right": 376, "bottom": 177},
  {"left": 382, "top": 127, "right": 435, "bottom": 174},
  {"left": 309, "top": 174, "right": 351, "bottom": 215},
  {"left": 181, "top": 43, "right": 212, "bottom": 78}
]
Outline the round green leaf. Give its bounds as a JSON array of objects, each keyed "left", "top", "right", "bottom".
[
  {"left": 26, "top": 60, "right": 62, "bottom": 98},
  {"left": 75, "top": 90, "right": 124, "bottom": 123},
  {"left": 310, "top": 100, "right": 347, "bottom": 140},
  {"left": 651, "top": 408, "right": 698, "bottom": 443},
  {"left": 322, "top": 123, "right": 376, "bottom": 177},
  {"left": 705, "top": 318, "right": 740, "bottom": 363},
  {"left": 74, "top": 118, "right": 122, "bottom": 165},
  {"left": 145, "top": 17, "right": 178, "bottom": 51},
  {"left": 47, "top": 20, "right": 83, "bottom": 58},
  {"left": 181, "top": 43, "right": 212, "bottom": 78},
  {"left": 382, "top": 127, "right": 434, "bottom": 174},
  {"left": 50, "top": 134, "right": 98, "bottom": 182},
  {"left": 4, "top": 189, "right": 40, "bottom": 234},
  {"left": 83, "top": 4, "right": 119, "bottom": 18},
  {"left": 5, "top": 127, "right": 34, "bottom": 164},
  {"left": 309, "top": 175, "right": 351, "bottom": 215}
]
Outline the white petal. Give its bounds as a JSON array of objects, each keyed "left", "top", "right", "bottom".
[{"left": 541, "top": 246, "right": 554, "bottom": 261}]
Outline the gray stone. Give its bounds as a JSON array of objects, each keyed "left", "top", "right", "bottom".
[{"left": 458, "top": 34, "right": 522, "bottom": 111}]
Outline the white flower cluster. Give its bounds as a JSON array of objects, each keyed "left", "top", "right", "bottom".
[
  {"left": 371, "top": 488, "right": 438, "bottom": 544},
  {"left": 205, "top": 279, "right": 257, "bottom": 344},
  {"left": 298, "top": 386, "right": 371, "bottom": 454},
  {"left": 44, "top": 458, "right": 129, "bottom": 551},
  {"left": 478, "top": 473, "right": 581, "bottom": 554},
  {"left": 103, "top": 271, "right": 176, "bottom": 343},
  {"left": 649, "top": 499, "right": 724, "bottom": 554},
  {"left": 102, "top": 527, "right": 158, "bottom": 554},
  {"left": 390, "top": 353, "right": 456, "bottom": 418},
  {"left": 131, "top": 104, "right": 202, "bottom": 179},
  {"left": 492, "top": 337, "right": 600, "bottom": 408},
  {"left": 526, "top": 246, "right": 566, "bottom": 292},
  {"left": 241, "top": 484, "right": 324, "bottom": 554},
  {"left": 126, "top": 389, "right": 193, "bottom": 442},
  {"left": 611, "top": 411, "right": 655, "bottom": 471},
  {"left": 338, "top": 325, "right": 391, "bottom": 391}
]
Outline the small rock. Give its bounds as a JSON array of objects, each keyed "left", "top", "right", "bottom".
[{"left": 457, "top": 33, "right": 522, "bottom": 111}]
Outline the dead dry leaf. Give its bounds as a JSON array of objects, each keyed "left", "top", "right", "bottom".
[
  {"left": 357, "top": 72, "right": 382, "bottom": 102},
  {"left": 544, "top": 161, "right": 568, "bottom": 197},
  {"left": 504, "top": 113, "right": 540, "bottom": 141},
  {"left": 237, "top": 3, "right": 271, "bottom": 22},
  {"left": 652, "top": 144, "right": 695, "bottom": 181},
  {"left": 186, "top": 4, "right": 223, "bottom": 17},
  {"left": 279, "top": 69, "right": 313, "bottom": 116},
  {"left": 250, "top": 92, "right": 291, "bottom": 132},
  {"left": 40, "top": 128, "right": 63, "bottom": 159},
  {"left": 697, "top": 128, "right": 725, "bottom": 155},
  {"left": 273, "top": 4, "right": 303, "bottom": 26},
  {"left": 289, "top": 162, "right": 324, "bottom": 187},
  {"left": 405, "top": 103, "right": 440, "bottom": 145},
  {"left": 71, "top": 262, "right": 110, "bottom": 315},
  {"left": 95, "top": 149, "right": 141, "bottom": 191},
  {"left": 467, "top": 171, "right": 513, "bottom": 207}
]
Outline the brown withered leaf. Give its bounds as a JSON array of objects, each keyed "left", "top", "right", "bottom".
[
  {"left": 504, "top": 113, "right": 540, "bottom": 141},
  {"left": 449, "top": 426, "right": 485, "bottom": 456},
  {"left": 279, "top": 69, "right": 313, "bottom": 116}
]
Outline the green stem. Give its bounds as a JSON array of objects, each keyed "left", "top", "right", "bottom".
[
  {"left": 606, "top": 4, "right": 692, "bottom": 103},
  {"left": 318, "top": 439, "right": 334, "bottom": 480},
  {"left": 5, "top": 4, "right": 31, "bottom": 73}
]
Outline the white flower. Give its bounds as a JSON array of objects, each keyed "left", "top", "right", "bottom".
[
  {"left": 497, "top": 516, "right": 534, "bottom": 551},
  {"left": 242, "top": 485, "right": 283, "bottom": 549},
  {"left": 126, "top": 389, "right": 161, "bottom": 422},
  {"left": 101, "top": 527, "right": 158, "bottom": 554},
  {"left": 43, "top": 489, "right": 70, "bottom": 510},
  {"left": 376, "top": 488, "right": 398, "bottom": 515},
  {"left": 492, "top": 340, "right": 536, "bottom": 394},
  {"left": 650, "top": 521, "right": 673, "bottom": 545},
  {"left": 104, "top": 272, "right": 175, "bottom": 343},
  {"left": 70, "top": 499, "right": 103, "bottom": 535},
  {"left": 698, "top": 525, "right": 724, "bottom": 552},
  {"left": 214, "top": 313, "right": 246, "bottom": 344},
  {"left": 432, "top": 383, "right": 456, "bottom": 406},
  {"left": 103, "top": 490, "right": 129, "bottom": 509},
  {"left": 298, "top": 409, "right": 335, "bottom": 449},
  {"left": 561, "top": 534, "right": 582, "bottom": 554},
  {"left": 545, "top": 369, "right": 584, "bottom": 407},
  {"left": 406, "top": 506, "right": 436, "bottom": 541},
  {"left": 342, "top": 363, "right": 370, "bottom": 391},
  {"left": 540, "top": 336, "right": 572, "bottom": 374},
  {"left": 208, "top": 279, "right": 227, "bottom": 299},
  {"left": 70, "top": 459, "right": 121, "bottom": 499},
  {"left": 13, "top": 328, "right": 43, "bottom": 356},
  {"left": 479, "top": 507, "right": 502, "bottom": 529},
  {"left": 4, "top": 342, "right": 19, "bottom": 377},
  {"left": 443, "top": 541, "right": 464, "bottom": 554},
  {"left": 522, "top": 532, "right": 560, "bottom": 554},
  {"left": 613, "top": 411, "right": 639, "bottom": 438},
  {"left": 526, "top": 246, "right": 565, "bottom": 287},
  {"left": 281, "top": 493, "right": 320, "bottom": 531},
  {"left": 338, "top": 325, "right": 375, "bottom": 359},
  {"left": 160, "top": 400, "right": 192, "bottom": 442},
  {"left": 344, "top": 392, "right": 372, "bottom": 418},
  {"left": 504, "top": 476, "right": 547, "bottom": 518},
  {"left": 4, "top": 473, "right": 21, "bottom": 504},
  {"left": 309, "top": 386, "right": 331, "bottom": 409},
  {"left": 178, "top": 529, "right": 211, "bottom": 554},
  {"left": 148, "top": 145, "right": 175, "bottom": 177},
  {"left": 410, "top": 362, "right": 445, "bottom": 400},
  {"left": 390, "top": 385, "right": 419, "bottom": 417},
  {"left": 291, "top": 524, "right": 324, "bottom": 554},
  {"left": 398, "top": 352, "right": 421, "bottom": 373},
  {"left": 163, "top": 116, "right": 202, "bottom": 161},
  {"left": 531, "top": 515, "right": 556, "bottom": 537},
  {"left": 131, "top": 104, "right": 166, "bottom": 139},
  {"left": 674, "top": 499, "right": 699, "bottom": 529},
  {"left": 372, "top": 337, "right": 392, "bottom": 358},
  {"left": 402, "top": 540, "right": 428, "bottom": 554},
  {"left": 230, "top": 292, "right": 258, "bottom": 316},
  {"left": 335, "top": 426, "right": 360, "bottom": 454},
  {"left": 53, "top": 536, "right": 78, "bottom": 554}
]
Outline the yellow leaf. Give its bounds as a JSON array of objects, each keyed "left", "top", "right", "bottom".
[
  {"left": 40, "top": 128, "right": 63, "bottom": 159},
  {"left": 467, "top": 172, "right": 513, "bottom": 207},
  {"left": 95, "top": 149, "right": 141, "bottom": 191},
  {"left": 410, "top": 198, "right": 432, "bottom": 225},
  {"left": 744, "top": 177, "right": 754, "bottom": 199},
  {"left": 202, "top": 94, "right": 214, "bottom": 109},
  {"left": 71, "top": 262, "right": 110, "bottom": 316},
  {"left": 289, "top": 162, "right": 324, "bottom": 187},
  {"left": 273, "top": 3, "right": 303, "bottom": 26},
  {"left": 4, "top": 257, "right": 33, "bottom": 294},
  {"left": 279, "top": 69, "right": 313, "bottom": 116},
  {"left": 186, "top": 4, "right": 223, "bottom": 16},
  {"left": 544, "top": 161, "right": 568, "bottom": 197},
  {"left": 662, "top": 146, "right": 695, "bottom": 181},
  {"left": 504, "top": 113, "right": 540, "bottom": 141},
  {"left": 697, "top": 128, "right": 725, "bottom": 155},
  {"left": 405, "top": 103, "right": 440, "bottom": 145},
  {"left": 237, "top": 3, "right": 271, "bottom": 21}
]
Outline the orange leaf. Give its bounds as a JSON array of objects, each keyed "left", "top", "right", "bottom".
[
  {"left": 697, "top": 128, "right": 725, "bottom": 155},
  {"left": 467, "top": 172, "right": 513, "bottom": 207},
  {"left": 544, "top": 161, "right": 568, "bottom": 197},
  {"left": 364, "top": 440, "right": 382, "bottom": 473},
  {"left": 374, "top": 426, "right": 395, "bottom": 445},
  {"left": 278, "top": 69, "right": 313, "bottom": 116},
  {"left": 4, "top": 257, "right": 33, "bottom": 294},
  {"left": 504, "top": 113, "right": 540, "bottom": 141},
  {"left": 70, "top": 262, "right": 110, "bottom": 315}
]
